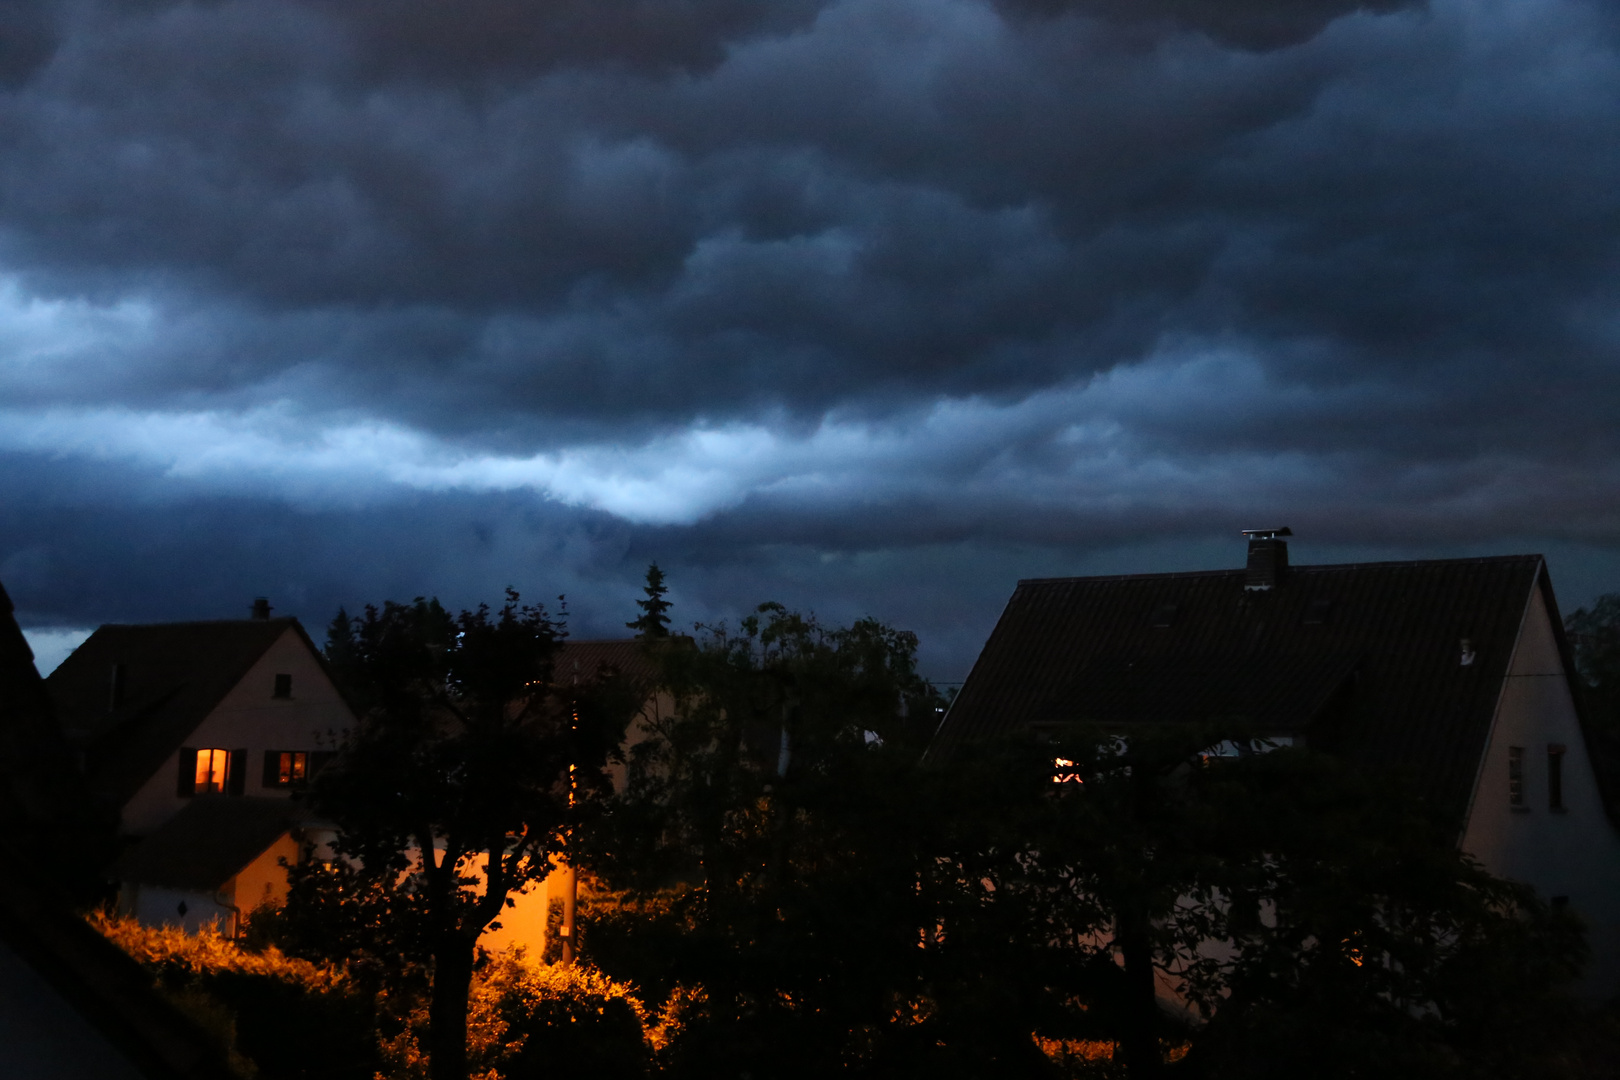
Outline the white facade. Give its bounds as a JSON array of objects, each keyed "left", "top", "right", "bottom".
[
  {"left": 120, "top": 626, "right": 352, "bottom": 835},
  {"left": 1461, "top": 580, "right": 1620, "bottom": 998}
]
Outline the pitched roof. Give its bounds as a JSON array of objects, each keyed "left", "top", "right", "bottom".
[
  {"left": 933, "top": 553, "right": 1556, "bottom": 828},
  {"left": 46, "top": 618, "right": 319, "bottom": 807},
  {"left": 0, "top": 580, "right": 86, "bottom": 831},
  {"left": 0, "top": 578, "right": 52, "bottom": 733},
  {"left": 557, "top": 638, "right": 658, "bottom": 685},
  {"left": 112, "top": 797, "right": 310, "bottom": 892}
]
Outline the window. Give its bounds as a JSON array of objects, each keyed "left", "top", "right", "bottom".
[
  {"left": 1548, "top": 744, "right": 1566, "bottom": 811},
  {"left": 264, "top": 750, "right": 334, "bottom": 788},
  {"left": 263, "top": 750, "right": 308, "bottom": 788},
  {"left": 1509, "top": 746, "right": 1525, "bottom": 807},
  {"left": 1052, "top": 757, "right": 1083, "bottom": 785},
  {"left": 273, "top": 673, "right": 293, "bottom": 699},
  {"left": 178, "top": 747, "right": 245, "bottom": 797},
  {"left": 196, "top": 749, "right": 229, "bottom": 793}
]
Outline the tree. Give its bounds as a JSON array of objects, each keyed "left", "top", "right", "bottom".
[
  {"left": 947, "top": 728, "right": 1588, "bottom": 1078},
  {"left": 625, "top": 563, "right": 672, "bottom": 639},
  {"left": 314, "top": 591, "right": 638, "bottom": 1080},
  {"left": 1567, "top": 593, "right": 1620, "bottom": 703},
  {"left": 580, "top": 602, "right": 948, "bottom": 1078},
  {"left": 1566, "top": 594, "right": 1620, "bottom": 820}
]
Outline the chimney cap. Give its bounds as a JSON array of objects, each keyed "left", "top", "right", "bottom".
[
  {"left": 250, "top": 597, "right": 272, "bottom": 620},
  {"left": 1241, "top": 527, "right": 1292, "bottom": 540}
]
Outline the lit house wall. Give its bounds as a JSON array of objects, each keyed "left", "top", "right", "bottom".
[
  {"left": 121, "top": 627, "right": 352, "bottom": 835},
  {"left": 1461, "top": 583, "right": 1620, "bottom": 998}
]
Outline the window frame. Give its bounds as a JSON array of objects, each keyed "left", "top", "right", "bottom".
[
  {"left": 1508, "top": 745, "right": 1526, "bottom": 808},
  {"left": 178, "top": 747, "right": 244, "bottom": 797},
  {"left": 1548, "top": 743, "right": 1566, "bottom": 812},
  {"left": 262, "top": 749, "right": 311, "bottom": 788}
]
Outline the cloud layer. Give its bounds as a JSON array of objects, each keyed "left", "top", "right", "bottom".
[{"left": 3, "top": 0, "right": 1620, "bottom": 677}]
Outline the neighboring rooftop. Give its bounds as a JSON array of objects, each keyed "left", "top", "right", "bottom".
[
  {"left": 0, "top": 579, "right": 87, "bottom": 836},
  {"left": 557, "top": 638, "right": 659, "bottom": 685},
  {"left": 112, "top": 797, "right": 311, "bottom": 893},
  {"left": 933, "top": 549, "right": 1564, "bottom": 829}
]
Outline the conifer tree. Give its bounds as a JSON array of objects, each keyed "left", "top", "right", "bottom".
[{"left": 626, "top": 563, "right": 672, "bottom": 639}]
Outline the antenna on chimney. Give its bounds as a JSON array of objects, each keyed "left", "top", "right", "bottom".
[
  {"left": 250, "top": 597, "right": 272, "bottom": 620},
  {"left": 1241, "top": 527, "right": 1292, "bottom": 591}
]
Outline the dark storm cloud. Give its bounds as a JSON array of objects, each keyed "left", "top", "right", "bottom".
[
  {"left": 997, "top": 0, "right": 1418, "bottom": 52},
  {"left": 2, "top": 0, "right": 1613, "bottom": 437},
  {"left": 4, "top": 0, "right": 1620, "bottom": 670},
  {"left": 301, "top": 0, "right": 831, "bottom": 82},
  {"left": 0, "top": 3, "right": 60, "bottom": 90}
]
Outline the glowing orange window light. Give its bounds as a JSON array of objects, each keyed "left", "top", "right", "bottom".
[
  {"left": 278, "top": 752, "right": 307, "bottom": 785},
  {"left": 1053, "top": 757, "right": 1083, "bottom": 784},
  {"left": 195, "top": 749, "right": 229, "bottom": 793}
]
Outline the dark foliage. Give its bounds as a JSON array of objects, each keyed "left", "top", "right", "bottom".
[
  {"left": 580, "top": 602, "right": 951, "bottom": 1078},
  {"left": 1566, "top": 595, "right": 1620, "bottom": 821},
  {"left": 626, "top": 563, "right": 673, "bottom": 640},
  {"left": 576, "top": 593, "right": 1588, "bottom": 1079},
  {"left": 311, "top": 590, "right": 640, "bottom": 1080}
]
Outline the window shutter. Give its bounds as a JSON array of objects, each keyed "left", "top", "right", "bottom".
[
  {"left": 227, "top": 748, "right": 248, "bottom": 796},
  {"left": 177, "top": 748, "right": 198, "bottom": 797},
  {"left": 262, "top": 750, "right": 281, "bottom": 789}
]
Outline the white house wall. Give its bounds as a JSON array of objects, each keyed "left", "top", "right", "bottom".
[
  {"left": 121, "top": 627, "right": 353, "bottom": 835},
  {"left": 122, "top": 883, "right": 238, "bottom": 936},
  {"left": 1461, "top": 580, "right": 1620, "bottom": 998}
]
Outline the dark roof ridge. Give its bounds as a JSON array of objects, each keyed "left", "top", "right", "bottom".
[
  {"left": 91, "top": 616, "right": 301, "bottom": 630},
  {"left": 1015, "top": 552, "right": 1543, "bottom": 587}
]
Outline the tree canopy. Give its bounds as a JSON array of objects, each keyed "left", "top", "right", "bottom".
[{"left": 313, "top": 590, "right": 639, "bottom": 1080}]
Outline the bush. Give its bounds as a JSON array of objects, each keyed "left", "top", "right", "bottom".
[
  {"left": 375, "top": 951, "right": 660, "bottom": 1080},
  {"left": 91, "top": 912, "right": 379, "bottom": 1080}
]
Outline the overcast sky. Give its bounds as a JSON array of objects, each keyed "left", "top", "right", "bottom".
[{"left": 5, "top": 0, "right": 1620, "bottom": 680}]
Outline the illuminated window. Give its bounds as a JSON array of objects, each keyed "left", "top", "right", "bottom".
[
  {"left": 1053, "top": 757, "right": 1083, "bottom": 785},
  {"left": 194, "top": 749, "right": 230, "bottom": 794},
  {"left": 1509, "top": 746, "right": 1525, "bottom": 807},
  {"left": 1548, "top": 744, "right": 1566, "bottom": 811},
  {"left": 280, "top": 751, "right": 306, "bottom": 786},
  {"left": 262, "top": 750, "right": 310, "bottom": 788},
  {"left": 178, "top": 747, "right": 244, "bottom": 797},
  {"left": 266, "top": 749, "right": 336, "bottom": 785}
]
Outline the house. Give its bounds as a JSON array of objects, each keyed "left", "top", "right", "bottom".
[
  {"left": 45, "top": 600, "right": 356, "bottom": 933},
  {"left": 930, "top": 530, "right": 1620, "bottom": 998},
  {"left": 43, "top": 605, "right": 667, "bottom": 953},
  {"left": 477, "top": 637, "right": 668, "bottom": 960},
  {"left": 109, "top": 796, "right": 313, "bottom": 937}
]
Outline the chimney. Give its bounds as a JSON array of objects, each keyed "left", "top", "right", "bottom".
[
  {"left": 1242, "top": 527, "right": 1292, "bottom": 591},
  {"left": 250, "top": 597, "right": 272, "bottom": 620}
]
